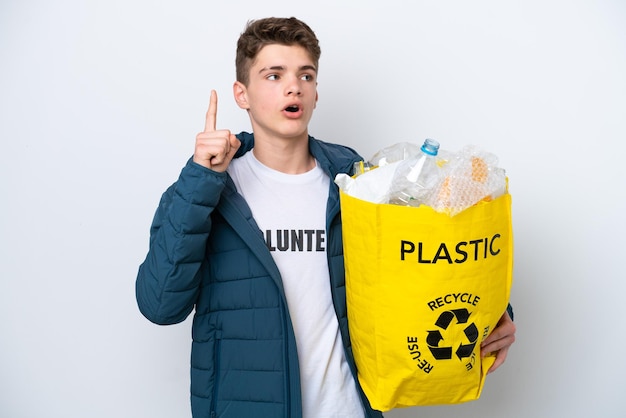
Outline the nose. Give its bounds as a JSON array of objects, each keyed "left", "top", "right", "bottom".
[
  {"left": 287, "top": 87, "right": 302, "bottom": 96},
  {"left": 286, "top": 76, "right": 302, "bottom": 96}
]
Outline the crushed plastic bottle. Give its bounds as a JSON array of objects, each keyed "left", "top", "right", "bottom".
[
  {"left": 387, "top": 138, "right": 442, "bottom": 206},
  {"left": 369, "top": 142, "right": 422, "bottom": 167}
]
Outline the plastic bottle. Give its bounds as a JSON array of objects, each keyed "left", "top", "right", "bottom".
[
  {"left": 387, "top": 138, "right": 441, "bottom": 206},
  {"left": 352, "top": 160, "right": 374, "bottom": 177}
]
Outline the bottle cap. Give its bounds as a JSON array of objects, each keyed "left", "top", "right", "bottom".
[{"left": 421, "top": 138, "right": 440, "bottom": 156}]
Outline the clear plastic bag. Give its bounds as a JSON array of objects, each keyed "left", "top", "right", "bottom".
[{"left": 425, "top": 145, "right": 506, "bottom": 216}]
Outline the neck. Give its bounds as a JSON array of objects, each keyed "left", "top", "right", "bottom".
[{"left": 252, "top": 134, "right": 315, "bottom": 174}]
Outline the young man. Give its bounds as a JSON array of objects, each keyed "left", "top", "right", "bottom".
[{"left": 136, "top": 17, "right": 515, "bottom": 418}]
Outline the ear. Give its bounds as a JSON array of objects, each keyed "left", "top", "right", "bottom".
[
  {"left": 233, "top": 81, "right": 250, "bottom": 110},
  {"left": 314, "top": 89, "right": 318, "bottom": 109}
]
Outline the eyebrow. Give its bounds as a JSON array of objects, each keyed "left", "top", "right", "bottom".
[{"left": 259, "top": 65, "right": 317, "bottom": 73}]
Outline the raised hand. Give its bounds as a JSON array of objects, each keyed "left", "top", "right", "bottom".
[{"left": 193, "top": 90, "right": 241, "bottom": 172}]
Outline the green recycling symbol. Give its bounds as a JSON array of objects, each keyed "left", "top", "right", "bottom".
[{"left": 426, "top": 308, "right": 478, "bottom": 360}]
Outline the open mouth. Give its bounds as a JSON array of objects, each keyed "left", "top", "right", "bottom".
[{"left": 285, "top": 105, "right": 300, "bottom": 113}]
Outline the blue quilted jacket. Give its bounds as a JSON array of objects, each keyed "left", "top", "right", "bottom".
[{"left": 136, "top": 132, "right": 384, "bottom": 418}]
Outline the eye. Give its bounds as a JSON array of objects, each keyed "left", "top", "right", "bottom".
[
  {"left": 301, "top": 74, "right": 315, "bottom": 81},
  {"left": 267, "top": 74, "right": 279, "bottom": 81}
]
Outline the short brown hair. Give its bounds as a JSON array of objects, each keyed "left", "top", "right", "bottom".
[{"left": 235, "top": 17, "right": 321, "bottom": 86}]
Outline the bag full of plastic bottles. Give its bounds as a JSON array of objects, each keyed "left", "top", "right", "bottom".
[{"left": 336, "top": 140, "right": 513, "bottom": 411}]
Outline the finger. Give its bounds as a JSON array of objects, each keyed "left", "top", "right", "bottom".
[
  {"left": 202, "top": 136, "right": 230, "bottom": 162},
  {"left": 482, "top": 312, "right": 515, "bottom": 346},
  {"left": 214, "top": 134, "right": 240, "bottom": 166},
  {"left": 481, "top": 332, "right": 515, "bottom": 364},
  {"left": 487, "top": 345, "right": 510, "bottom": 374},
  {"left": 204, "top": 90, "right": 218, "bottom": 132},
  {"left": 228, "top": 133, "right": 241, "bottom": 153}
]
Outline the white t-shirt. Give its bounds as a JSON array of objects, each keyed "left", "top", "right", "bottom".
[{"left": 228, "top": 151, "right": 366, "bottom": 418}]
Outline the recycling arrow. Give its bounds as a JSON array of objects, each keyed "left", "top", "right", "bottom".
[
  {"left": 427, "top": 309, "right": 479, "bottom": 362},
  {"left": 455, "top": 323, "right": 479, "bottom": 359}
]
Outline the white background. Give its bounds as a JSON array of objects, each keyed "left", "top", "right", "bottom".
[{"left": 1, "top": 1, "right": 625, "bottom": 417}]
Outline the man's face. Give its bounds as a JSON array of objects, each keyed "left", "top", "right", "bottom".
[{"left": 235, "top": 44, "right": 318, "bottom": 141}]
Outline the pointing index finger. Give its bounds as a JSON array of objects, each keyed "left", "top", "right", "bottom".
[{"left": 204, "top": 89, "right": 217, "bottom": 132}]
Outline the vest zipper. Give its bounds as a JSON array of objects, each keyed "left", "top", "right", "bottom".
[
  {"left": 210, "top": 331, "right": 223, "bottom": 418},
  {"left": 281, "top": 298, "right": 292, "bottom": 418}
]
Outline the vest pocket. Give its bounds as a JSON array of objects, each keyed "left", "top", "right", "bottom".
[{"left": 211, "top": 331, "right": 222, "bottom": 418}]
